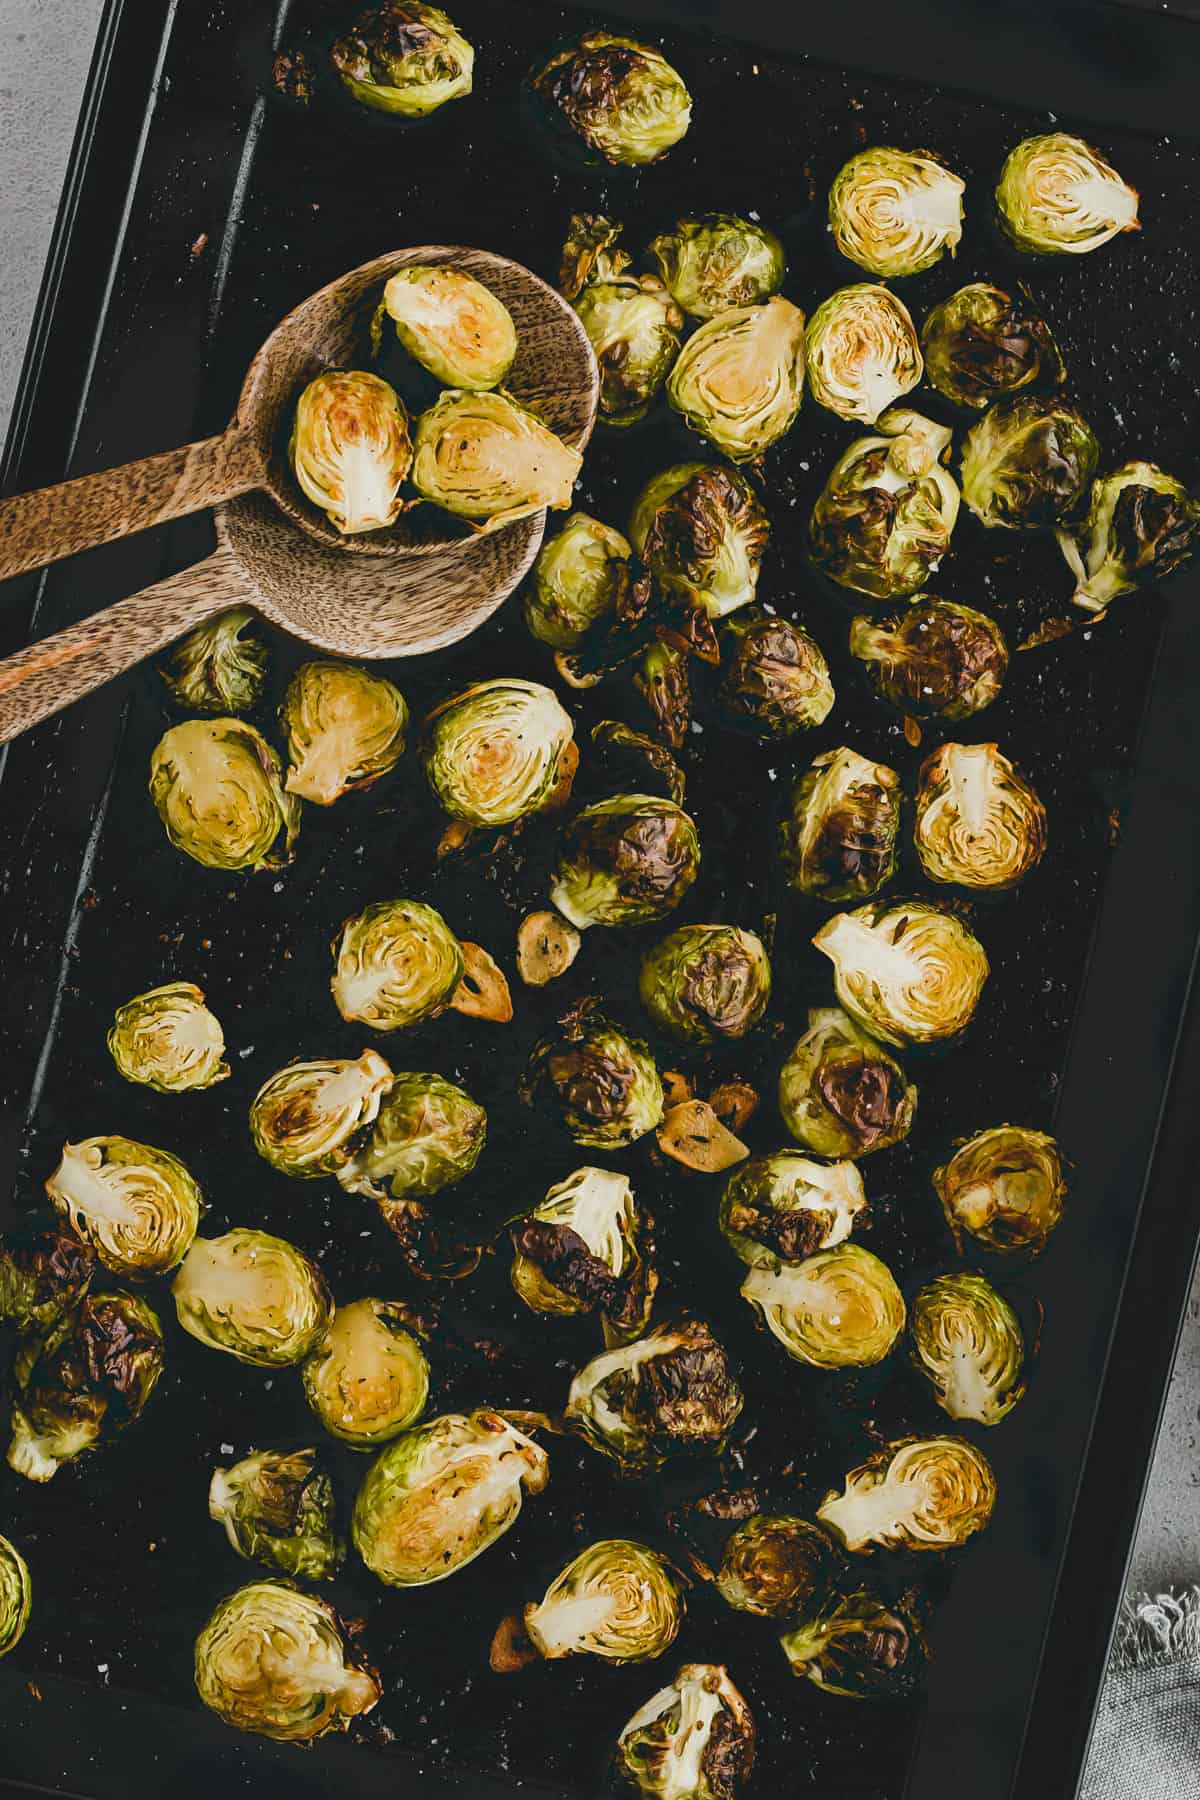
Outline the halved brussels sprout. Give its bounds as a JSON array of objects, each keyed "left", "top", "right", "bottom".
[
  {"left": 718, "top": 610, "right": 834, "bottom": 738},
  {"left": 635, "top": 639, "right": 692, "bottom": 750},
  {"left": 716, "top": 1515, "right": 834, "bottom": 1621},
  {"left": 849, "top": 596, "right": 1009, "bottom": 719},
  {"left": 960, "top": 395, "right": 1099, "bottom": 532},
  {"left": 331, "top": 2, "right": 473, "bottom": 116},
  {"left": 779, "top": 1007, "right": 917, "bottom": 1160},
  {"left": 172, "top": 1230, "right": 331, "bottom": 1367},
  {"left": 935, "top": 1124, "right": 1067, "bottom": 1256},
  {"left": 302, "top": 1298, "right": 430, "bottom": 1447},
  {"left": 290, "top": 370, "right": 411, "bottom": 535},
  {"left": 817, "top": 1435, "right": 997, "bottom": 1552},
  {"left": 250, "top": 1050, "right": 393, "bottom": 1178},
  {"left": 108, "top": 982, "right": 228, "bottom": 1093},
  {"left": 781, "top": 1583, "right": 929, "bottom": 1699},
  {"left": 566, "top": 1318, "right": 744, "bottom": 1475},
  {"left": 381, "top": 265, "right": 515, "bottom": 389},
  {"left": 209, "top": 1448, "right": 342, "bottom": 1581},
  {"left": 0, "top": 1534, "right": 30, "bottom": 1658},
  {"left": 529, "top": 34, "right": 692, "bottom": 166},
  {"left": 550, "top": 794, "right": 700, "bottom": 931},
  {"left": 720, "top": 1153, "right": 867, "bottom": 1268},
  {"left": 331, "top": 899, "right": 464, "bottom": 1030},
  {"left": 1058, "top": 461, "right": 1200, "bottom": 616},
  {"left": 353, "top": 1409, "right": 548, "bottom": 1586},
  {"left": 411, "top": 389, "right": 582, "bottom": 529},
  {"left": 814, "top": 899, "right": 990, "bottom": 1047},
  {"left": 810, "top": 409, "right": 961, "bottom": 602},
  {"left": 576, "top": 271, "right": 683, "bottom": 426},
  {"left": 525, "top": 512, "right": 632, "bottom": 650},
  {"left": 161, "top": 608, "right": 268, "bottom": 714},
  {"left": 911, "top": 1272, "right": 1026, "bottom": 1426},
  {"left": 280, "top": 662, "right": 407, "bottom": 806},
  {"left": 46, "top": 1135, "right": 202, "bottom": 1279},
  {"left": 150, "top": 719, "right": 300, "bottom": 874},
  {"left": 422, "top": 678, "right": 576, "bottom": 826},
  {"left": 666, "top": 297, "right": 807, "bottom": 462},
  {"left": 510, "top": 1166, "right": 656, "bottom": 1345},
  {"left": 996, "top": 132, "right": 1139, "bottom": 256},
  {"left": 0, "top": 1225, "right": 94, "bottom": 1334},
  {"left": 780, "top": 746, "right": 902, "bottom": 905},
  {"left": 829, "top": 147, "right": 964, "bottom": 278},
  {"left": 741, "top": 1244, "right": 905, "bottom": 1369},
  {"left": 522, "top": 1004, "right": 664, "bottom": 1150},
  {"left": 523, "top": 1539, "right": 686, "bottom": 1664},
  {"left": 629, "top": 464, "right": 769, "bottom": 620},
  {"left": 639, "top": 925, "right": 771, "bottom": 1046},
  {"left": 649, "top": 214, "right": 785, "bottom": 321},
  {"left": 616, "top": 1664, "right": 756, "bottom": 1799},
  {"left": 338, "top": 1070, "right": 486, "bottom": 1201},
  {"left": 915, "top": 742, "right": 1047, "bottom": 890},
  {"left": 194, "top": 1581, "right": 380, "bottom": 1742},
  {"left": 805, "top": 285, "right": 922, "bottom": 425},
  {"left": 921, "top": 282, "right": 1065, "bottom": 411}
]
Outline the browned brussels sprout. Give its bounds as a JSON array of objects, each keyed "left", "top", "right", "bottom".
[
  {"left": 716, "top": 1514, "right": 835, "bottom": 1620},
  {"left": 575, "top": 268, "right": 684, "bottom": 426},
  {"left": 8, "top": 1291, "right": 164, "bottom": 1482},
  {"left": 634, "top": 640, "right": 692, "bottom": 750},
  {"left": 779, "top": 1007, "right": 917, "bottom": 1159},
  {"left": 849, "top": 597, "right": 1009, "bottom": 720},
  {"left": 592, "top": 721, "right": 685, "bottom": 806},
  {"left": 650, "top": 213, "right": 785, "bottom": 321},
  {"left": 960, "top": 395, "right": 1099, "bottom": 532},
  {"left": 380, "top": 265, "right": 515, "bottom": 390},
  {"left": 806, "top": 285, "right": 922, "bottom": 425},
  {"left": 331, "top": 2, "right": 473, "bottom": 117},
  {"left": 510, "top": 1166, "right": 657, "bottom": 1346},
  {"left": 996, "top": 132, "right": 1139, "bottom": 256},
  {"left": 817, "top": 1436, "right": 996, "bottom": 1552},
  {"left": 781, "top": 1583, "right": 929, "bottom": 1699},
  {"left": 209, "top": 1448, "right": 342, "bottom": 1581},
  {"left": 814, "top": 900, "right": 989, "bottom": 1048},
  {"left": 809, "top": 410, "right": 960, "bottom": 603},
  {"left": 921, "top": 282, "right": 1065, "bottom": 411},
  {"left": 666, "top": 297, "right": 807, "bottom": 462},
  {"left": 615, "top": 1663, "right": 756, "bottom": 1798},
  {"left": 522, "top": 1002, "right": 665, "bottom": 1150},
  {"left": 161, "top": 609, "right": 268, "bottom": 715},
  {"left": 935, "top": 1124, "right": 1067, "bottom": 1256},
  {"left": 290, "top": 370, "right": 412, "bottom": 535},
  {"left": 630, "top": 464, "right": 769, "bottom": 620},
  {"left": 910, "top": 1272, "right": 1027, "bottom": 1426},
  {"left": 559, "top": 212, "right": 630, "bottom": 300},
  {"left": 828, "top": 147, "right": 964, "bottom": 278},
  {"left": 0, "top": 1225, "right": 95, "bottom": 1334},
  {"left": 718, "top": 610, "right": 834, "bottom": 737},
  {"left": 526, "top": 513, "right": 633, "bottom": 651},
  {"left": 551, "top": 794, "right": 700, "bottom": 931},
  {"left": 639, "top": 924, "right": 772, "bottom": 1046},
  {"left": 742, "top": 1245, "right": 906, "bottom": 1369},
  {"left": 914, "top": 742, "right": 1047, "bottom": 890},
  {"left": 779, "top": 747, "right": 901, "bottom": 904},
  {"left": 566, "top": 1317, "right": 744, "bottom": 1475},
  {"left": 719, "top": 1153, "right": 867, "bottom": 1268},
  {"left": 1059, "top": 461, "right": 1200, "bottom": 616},
  {"left": 528, "top": 34, "right": 692, "bottom": 167}
]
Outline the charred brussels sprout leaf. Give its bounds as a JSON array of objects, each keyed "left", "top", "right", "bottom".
[
  {"left": 810, "top": 409, "right": 960, "bottom": 602},
  {"left": 209, "top": 1448, "right": 343, "bottom": 1581},
  {"left": 1059, "top": 461, "right": 1200, "bottom": 616},
  {"left": 666, "top": 297, "right": 806, "bottom": 462},
  {"left": 0, "top": 1226, "right": 94, "bottom": 1334},
  {"left": 780, "top": 747, "right": 902, "bottom": 905},
  {"left": 718, "top": 610, "right": 834, "bottom": 738},
  {"left": 720, "top": 1153, "right": 867, "bottom": 1268},
  {"left": 290, "top": 370, "right": 411, "bottom": 535},
  {"left": 551, "top": 794, "right": 700, "bottom": 931},
  {"left": 108, "top": 982, "right": 228, "bottom": 1093},
  {"left": 161, "top": 608, "right": 268, "bottom": 714},
  {"left": 636, "top": 640, "right": 693, "bottom": 750},
  {"left": 921, "top": 282, "right": 1065, "bottom": 411},
  {"left": 630, "top": 463, "right": 769, "bottom": 620},
  {"left": 781, "top": 1584, "right": 929, "bottom": 1699},
  {"left": 806, "top": 285, "right": 922, "bottom": 425},
  {"left": 523, "top": 1539, "right": 686, "bottom": 1664},
  {"left": 592, "top": 721, "right": 686, "bottom": 806},
  {"left": 935, "top": 1124, "right": 1067, "bottom": 1256},
  {"left": 331, "top": 1, "right": 473, "bottom": 116},
  {"left": 779, "top": 1007, "right": 917, "bottom": 1160},
  {"left": 522, "top": 1003, "right": 664, "bottom": 1150},
  {"left": 649, "top": 214, "right": 785, "bottom": 321},
  {"left": 303, "top": 1299, "right": 430, "bottom": 1447},
  {"left": 528, "top": 34, "right": 692, "bottom": 167},
  {"left": 849, "top": 596, "right": 1009, "bottom": 720},
  {"left": 281, "top": 662, "right": 408, "bottom": 806},
  {"left": 250, "top": 1050, "right": 393, "bottom": 1179},
  {"left": 829, "top": 147, "right": 964, "bottom": 278},
  {"left": 194, "top": 1581, "right": 380, "bottom": 1741},
  {"left": 526, "top": 512, "right": 632, "bottom": 650},
  {"left": 172, "top": 1230, "right": 331, "bottom": 1368},
  {"left": 339, "top": 1070, "right": 486, "bottom": 1201},
  {"left": 422, "top": 678, "right": 577, "bottom": 826},
  {"left": 331, "top": 898, "right": 464, "bottom": 1030},
  {"left": 616, "top": 1663, "right": 756, "bottom": 1799},
  {"left": 814, "top": 899, "right": 989, "bottom": 1047},
  {"left": 960, "top": 394, "right": 1099, "bottom": 532},
  {"left": 639, "top": 925, "right": 771, "bottom": 1046},
  {"left": 46, "top": 1135, "right": 203, "bottom": 1278},
  {"left": 566, "top": 1317, "right": 744, "bottom": 1475},
  {"left": 411, "top": 389, "right": 582, "bottom": 529},
  {"left": 381, "top": 264, "right": 515, "bottom": 389},
  {"left": 559, "top": 211, "right": 631, "bottom": 300},
  {"left": 910, "top": 1272, "right": 1027, "bottom": 1425},
  {"left": 817, "top": 1435, "right": 997, "bottom": 1552},
  {"left": 149, "top": 719, "right": 300, "bottom": 873},
  {"left": 576, "top": 271, "right": 683, "bottom": 426},
  {"left": 511, "top": 1166, "right": 656, "bottom": 1344},
  {"left": 716, "top": 1515, "right": 834, "bottom": 1621},
  {"left": 0, "top": 1535, "right": 31, "bottom": 1658},
  {"left": 996, "top": 132, "right": 1139, "bottom": 256},
  {"left": 742, "top": 1244, "right": 905, "bottom": 1369},
  {"left": 915, "top": 742, "right": 1047, "bottom": 890}
]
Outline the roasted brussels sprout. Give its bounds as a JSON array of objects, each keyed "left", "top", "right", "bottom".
[
  {"left": 817, "top": 1435, "right": 997, "bottom": 1552},
  {"left": 935, "top": 1124, "right": 1067, "bottom": 1256},
  {"left": 422, "top": 678, "right": 576, "bottom": 826},
  {"left": 629, "top": 463, "right": 769, "bottom": 620},
  {"left": 331, "top": 2, "right": 473, "bottom": 116},
  {"left": 915, "top": 742, "right": 1047, "bottom": 890},
  {"left": 616, "top": 1664, "right": 756, "bottom": 1799},
  {"left": 381, "top": 264, "right": 515, "bottom": 389},
  {"left": 511, "top": 1166, "right": 656, "bottom": 1345},
  {"left": 303, "top": 1299, "right": 430, "bottom": 1448},
  {"left": 107, "top": 981, "right": 229, "bottom": 1092},
  {"left": 8, "top": 1290, "right": 164, "bottom": 1482},
  {"left": 528, "top": 33, "right": 692, "bottom": 166},
  {"left": 567, "top": 1318, "right": 744, "bottom": 1475},
  {"left": 0, "top": 1535, "right": 30, "bottom": 1658},
  {"left": 814, "top": 899, "right": 990, "bottom": 1047},
  {"left": 339, "top": 1070, "right": 486, "bottom": 1201},
  {"left": 592, "top": 721, "right": 686, "bottom": 807},
  {"left": 194, "top": 1581, "right": 380, "bottom": 1741},
  {"left": 280, "top": 662, "right": 407, "bottom": 806},
  {"left": 550, "top": 795, "right": 700, "bottom": 932},
  {"left": 290, "top": 369, "right": 411, "bottom": 535},
  {"left": 353, "top": 1410, "right": 548, "bottom": 1586},
  {"left": 960, "top": 394, "right": 1099, "bottom": 532},
  {"left": 921, "top": 282, "right": 1065, "bottom": 411},
  {"left": 996, "top": 132, "right": 1139, "bottom": 256},
  {"left": 149, "top": 719, "right": 300, "bottom": 874},
  {"left": 331, "top": 899, "right": 464, "bottom": 1031},
  {"left": 522, "top": 1004, "right": 664, "bottom": 1150},
  {"left": 559, "top": 211, "right": 631, "bottom": 300},
  {"left": 829, "top": 147, "right": 964, "bottom": 278},
  {"left": 46, "top": 1135, "right": 202, "bottom": 1279},
  {"left": 911, "top": 1272, "right": 1026, "bottom": 1426},
  {"left": 779, "top": 747, "right": 901, "bottom": 905},
  {"left": 209, "top": 1448, "right": 342, "bottom": 1581},
  {"left": 806, "top": 285, "right": 922, "bottom": 425},
  {"left": 718, "top": 610, "right": 834, "bottom": 738},
  {"left": 1058, "top": 461, "right": 1200, "bottom": 616},
  {"left": 525, "top": 512, "right": 632, "bottom": 649},
  {"left": 719, "top": 1153, "right": 867, "bottom": 1267},
  {"left": 635, "top": 639, "right": 692, "bottom": 750},
  {"left": 780, "top": 1584, "right": 929, "bottom": 1699},
  {"left": 666, "top": 297, "right": 807, "bottom": 462},
  {"left": 810, "top": 409, "right": 960, "bottom": 602},
  {"left": 411, "top": 389, "right": 582, "bottom": 529},
  {"left": 778, "top": 1008, "right": 917, "bottom": 1160},
  {"left": 742, "top": 1244, "right": 905, "bottom": 1369},
  {"left": 576, "top": 270, "right": 683, "bottom": 425},
  {"left": 250, "top": 1050, "right": 392, "bottom": 1179},
  {"left": 161, "top": 608, "right": 268, "bottom": 714},
  {"left": 639, "top": 925, "right": 772, "bottom": 1047},
  {"left": 649, "top": 214, "right": 785, "bottom": 321},
  {"left": 172, "top": 1230, "right": 331, "bottom": 1368},
  {"left": 523, "top": 1539, "right": 686, "bottom": 1664},
  {"left": 849, "top": 597, "right": 1009, "bottom": 720},
  {"left": 716, "top": 1514, "right": 834, "bottom": 1623},
  {"left": 0, "top": 1225, "right": 94, "bottom": 1334}
]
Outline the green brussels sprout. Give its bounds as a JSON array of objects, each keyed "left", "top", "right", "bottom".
[
  {"left": 778, "top": 1007, "right": 917, "bottom": 1160},
  {"left": 635, "top": 639, "right": 692, "bottom": 749},
  {"left": 510, "top": 1166, "right": 656, "bottom": 1345},
  {"left": 810, "top": 409, "right": 960, "bottom": 602},
  {"left": 817, "top": 1435, "right": 997, "bottom": 1552},
  {"left": 715, "top": 1515, "right": 834, "bottom": 1621},
  {"left": 411, "top": 389, "right": 582, "bottom": 529},
  {"left": 8, "top": 1290, "right": 164, "bottom": 1482},
  {"left": 849, "top": 596, "right": 1009, "bottom": 720},
  {"left": 566, "top": 1318, "right": 744, "bottom": 1475},
  {"left": 616, "top": 1663, "right": 756, "bottom": 1799},
  {"left": 780, "top": 1583, "right": 929, "bottom": 1699},
  {"left": 960, "top": 395, "right": 1099, "bottom": 532},
  {"left": 0, "top": 1535, "right": 31, "bottom": 1659},
  {"left": 576, "top": 271, "right": 683, "bottom": 426},
  {"left": 149, "top": 719, "right": 300, "bottom": 874},
  {"left": 639, "top": 925, "right": 772, "bottom": 1046},
  {"left": 353, "top": 1409, "right": 548, "bottom": 1586},
  {"left": 194, "top": 1581, "right": 381, "bottom": 1741},
  {"left": 910, "top": 1272, "right": 1027, "bottom": 1426},
  {"left": 629, "top": 464, "right": 769, "bottom": 620},
  {"left": 302, "top": 1298, "right": 430, "bottom": 1448},
  {"left": 172, "top": 1230, "right": 331, "bottom": 1368},
  {"left": 720, "top": 1153, "right": 867, "bottom": 1268},
  {"left": 806, "top": 285, "right": 922, "bottom": 425},
  {"left": 914, "top": 741, "right": 1047, "bottom": 890},
  {"left": 649, "top": 214, "right": 785, "bottom": 321},
  {"left": 209, "top": 1448, "right": 343, "bottom": 1581},
  {"left": 559, "top": 212, "right": 631, "bottom": 301},
  {"left": 339, "top": 1070, "right": 486, "bottom": 1202},
  {"left": 814, "top": 899, "right": 990, "bottom": 1047},
  {"left": 107, "top": 981, "right": 229, "bottom": 1092},
  {"left": 0, "top": 1225, "right": 94, "bottom": 1334},
  {"left": 741, "top": 1244, "right": 905, "bottom": 1369},
  {"left": 280, "top": 662, "right": 407, "bottom": 807},
  {"left": 249, "top": 1050, "right": 393, "bottom": 1179},
  {"left": 829, "top": 146, "right": 965, "bottom": 277},
  {"left": 996, "top": 132, "right": 1139, "bottom": 256},
  {"left": 528, "top": 34, "right": 692, "bottom": 166},
  {"left": 718, "top": 610, "right": 834, "bottom": 738},
  {"left": 921, "top": 282, "right": 1065, "bottom": 411},
  {"left": 934, "top": 1124, "right": 1067, "bottom": 1256},
  {"left": 330, "top": 2, "right": 473, "bottom": 116},
  {"left": 45, "top": 1135, "right": 203, "bottom": 1279},
  {"left": 666, "top": 297, "right": 807, "bottom": 462},
  {"left": 290, "top": 369, "right": 411, "bottom": 535},
  {"left": 1058, "top": 461, "right": 1200, "bottom": 616},
  {"left": 550, "top": 794, "right": 700, "bottom": 931},
  {"left": 422, "top": 678, "right": 577, "bottom": 827},
  {"left": 525, "top": 512, "right": 632, "bottom": 650},
  {"left": 161, "top": 608, "right": 268, "bottom": 714},
  {"left": 331, "top": 899, "right": 464, "bottom": 1030},
  {"left": 522, "top": 1003, "right": 664, "bottom": 1150},
  {"left": 780, "top": 746, "right": 902, "bottom": 905},
  {"left": 380, "top": 265, "right": 515, "bottom": 389},
  {"left": 592, "top": 721, "right": 686, "bottom": 807},
  {"left": 523, "top": 1539, "right": 686, "bottom": 1664}
]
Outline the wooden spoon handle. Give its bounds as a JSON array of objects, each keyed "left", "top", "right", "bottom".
[{"left": 0, "top": 431, "right": 264, "bottom": 582}]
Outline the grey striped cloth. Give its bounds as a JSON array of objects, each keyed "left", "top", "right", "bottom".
[{"left": 1080, "top": 1589, "right": 1200, "bottom": 1798}]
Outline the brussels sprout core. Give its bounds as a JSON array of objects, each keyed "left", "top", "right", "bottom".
[
  {"left": 649, "top": 213, "right": 786, "bottom": 320},
  {"left": 529, "top": 34, "right": 692, "bottom": 166},
  {"left": 523, "top": 1539, "right": 686, "bottom": 1664},
  {"left": 639, "top": 924, "right": 771, "bottom": 1046},
  {"left": 715, "top": 1515, "right": 835, "bottom": 1621},
  {"left": 829, "top": 147, "right": 965, "bottom": 278},
  {"left": 741, "top": 1244, "right": 905, "bottom": 1369},
  {"left": 810, "top": 409, "right": 960, "bottom": 602},
  {"left": 915, "top": 742, "right": 1047, "bottom": 890},
  {"left": 382, "top": 265, "right": 516, "bottom": 389},
  {"left": 332, "top": 898, "right": 464, "bottom": 1031},
  {"left": 911, "top": 1272, "right": 1027, "bottom": 1425},
  {"left": 108, "top": 982, "right": 229, "bottom": 1092},
  {"left": 779, "top": 1008, "right": 917, "bottom": 1160},
  {"left": 194, "top": 1581, "right": 380, "bottom": 1741},
  {"left": 46, "top": 1135, "right": 203, "bottom": 1278},
  {"left": 522, "top": 1005, "right": 664, "bottom": 1150},
  {"left": 339, "top": 1069, "right": 486, "bottom": 1201},
  {"left": 806, "top": 285, "right": 922, "bottom": 424},
  {"left": 817, "top": 1435, "right": 997, "bottom": 1552},
  {"left": 921, "top": 283, "right": 1065, "bottom": 411},
  {"left": 996, "top": 132, "right": 1139, "bottom": 256},
  {"left": 576, "top": 271, "right": 683, "bottom": 426},
  {"left": 849, "top": 597, "right": 1009, "bottom": 720},
  {"left": 551, "top": 794, "right": 700, "bottom": 931},
  {"left": 8, "top": 1291, "right": 164, "bottom": 1482},
  {"left": 290, "top": 370, "right": 412, "bottom": 534},
  {"left": 250, "top": 1051, "right": 393, "bottom": 1178},
  {"left": 303, "top": 1299, "right": 430, "bottom": 1447},
  {"left": 172, "top": 1230, "right": 331, "bottom": 1367},
  {"left": 208, "top": 1448, "right": 342, "bottom": 1580},
  {"left": 666, "top": 297, "right": 806, "bottom": 462},
  {"left": 780, "top": 747, "right": 901, "bottom": 904},
  {"left": 629, "top": 464, "right": 769, "bottom": 620},
  {"left": 331, "top": 2, "right": 474, "bottom": 117},
  {"left": 150, "top": 719, "right": 300, "bottom": 873},
  {"left": 161, "top": 608, "right": 268, "bottom": 714},
  {"left": 0, "top": 1534, "right": 31, "bottom": 1658},
  {"left": 1058, "top": 461, "right": 1200, "bottom": 615},
  {"left": 525, "top": 513, "right": 632, "bottom": 650},
  {"left": 935, "top": 1124, "right": 1067, "bottom": 1256},
  {"left": 719, "top": 1153, "right": 867, "bottom": 1267},
  {"left": 616, "top": 1663, "right": 756, "bottom": 1799},
  {"left": 411, "top": 389, "right": 582, "bottom": 528},
  {"left": 422, "top": 678, "right": 576, "bottom": 826},
  {"left": 718, "top": 610, "right": 834, "bottom": 737},
  {"left": 566, "top": 1318, "right": 744, "bottom": 1475},
  {"left": 511, "top": 1167, "right": 656, "bottom": 1344},
  {"left": 814, "top": 900, "right": 989, "bottom": 1046},
  {"left": 960, "top": 395, "right": 1099, "bottom": 532},
  {"left": 281, "top": 662, "right": 408, "bottom": 806},
  {"left": 781, "top": 1584, "right": 929, "bottom": 1699}
]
